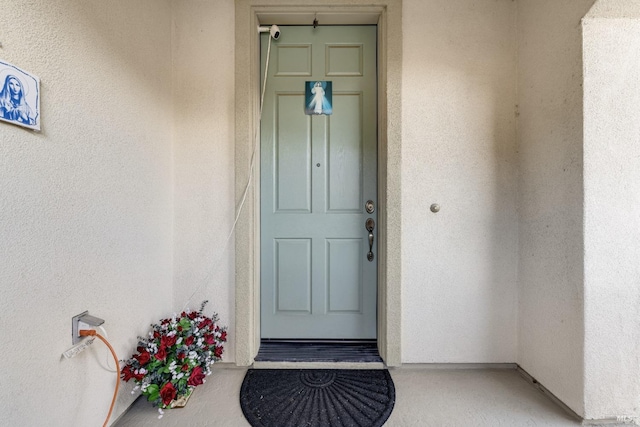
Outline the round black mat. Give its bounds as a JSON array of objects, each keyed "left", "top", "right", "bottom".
[{"left": 240, "top": 369, "right": 395, "bottom": 427}]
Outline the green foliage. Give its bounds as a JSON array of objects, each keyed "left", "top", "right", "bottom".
[{"left": 120, "top": 301, "right": 227, "bottom": 409}]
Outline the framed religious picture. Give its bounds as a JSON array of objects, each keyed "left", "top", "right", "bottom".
[
  {"left": 305, "top": 81, "right": 332, "bottom": 115},
  {"left": 0, "top": 60, "right": 40, "bottom": 131}
]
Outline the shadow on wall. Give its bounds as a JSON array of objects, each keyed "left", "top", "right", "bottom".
[{"left": 401, "top": 0, "right": 518, "bottom": 363}]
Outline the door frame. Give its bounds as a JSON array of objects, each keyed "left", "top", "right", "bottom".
[{"left": 234, "top": 0, "right": 402, "bottom": 366}]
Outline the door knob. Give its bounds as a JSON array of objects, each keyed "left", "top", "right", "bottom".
[{"left": 365, "top": 218, "right": 375, "bottom": 262}]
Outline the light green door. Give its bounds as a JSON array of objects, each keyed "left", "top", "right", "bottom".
[{"left": 261, "top": 26, "right": 377, "bottom": 339}]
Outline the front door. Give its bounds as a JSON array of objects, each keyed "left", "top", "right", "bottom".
[{"left": 260, "top": 26, "right": 377, "bottom": 339}]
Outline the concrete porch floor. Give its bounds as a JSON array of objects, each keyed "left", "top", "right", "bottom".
[{"left": 114, "top": 365, "right": 593, "bottom": 426}]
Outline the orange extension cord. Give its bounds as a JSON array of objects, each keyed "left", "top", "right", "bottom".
[{"left": 79, "top": 329, "right": 120, "bottom": 427}]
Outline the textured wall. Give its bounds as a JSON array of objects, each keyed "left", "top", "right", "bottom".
[
  {"left": 172, "top": 0, "right": 236, "bottom": 361},
  {"left": 401, "top": 0, "right": 519, "bottom": 363},
  {"left": 0, "top": 1, "right": 173, "bottom": 426},
  {"left": 516, "top": 0, "right": 595, "bottom": 416},
  {"left": 583, "top": 0, "right": 640, "bottom": 419},
  {"left": 7, "top": 0, "right": 640, "bottom": 423}
]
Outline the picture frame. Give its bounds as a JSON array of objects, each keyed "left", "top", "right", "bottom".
[{"left": 305, "top": 81, "right": 332, "bottom": 115}]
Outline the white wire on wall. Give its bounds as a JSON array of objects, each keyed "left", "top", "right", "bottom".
[{"left": 181, "top": 34, "right": 274, "bottom": 312}]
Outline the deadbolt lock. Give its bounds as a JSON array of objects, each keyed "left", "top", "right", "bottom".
[{"left": 365, "top": 200, "right": 375, "bottom": 214}]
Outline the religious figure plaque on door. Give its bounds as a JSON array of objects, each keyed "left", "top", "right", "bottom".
[{"left": 305, "top": 81, "right": 332, "bottom": 115}]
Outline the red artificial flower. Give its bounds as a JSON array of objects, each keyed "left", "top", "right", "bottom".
[
  {"left": 214, "top": 346, "right": 223, "bottom": 358},
  {"left": 198, "top": 318, "right": 212, "bottom": 329},
  {"left": 185, "top": 336, "right": 195, "bottom": 346},
  {"left": 177, "top": 326, "right": 183, "bottom": 332},
  {"left": 160, "top": 382, "right": 177, "bottom": 406},
  {"left": 188, "top": 312, "right": 198, "bottom": 320},
  {"left": 177, "top": 352, "right": 186, "bottom": 360},
  {"left": 219, "top": 331, "right": 227, "bottom": 342},
  {"left": 155, "top": 346, "right": 167, "bottom": 361},
  {"left": 161, "top": 334, "right": 177, "bottom": 348},
  {"left": 133, "top": 370, "right": 145, "bottom": 381},
  {"left": 121, "top": 366, "right": 134, "bottom": 382},
  {"left": 153, "top": 331, "right": 160, "bottom": 339},
  {"left": 187, "top": 366, "right": 206, "bottom": 387},
  {"left": 182, "top": 363, "right": 190, "bottom": 372},
  {"left": 134, "top": 351, "right": 151, "bottom": 366},
  {"left": 204, "top": 334, "right": 215, "bottom": 345}
]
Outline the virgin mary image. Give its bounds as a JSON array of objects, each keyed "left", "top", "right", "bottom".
[
  {"left": 0, "top": 62, "right": 40, "bottom": 130},
  {"left": 305, "top": 81, "right": 332, "bottom": 115}
]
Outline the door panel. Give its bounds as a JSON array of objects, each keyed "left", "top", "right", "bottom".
[
  {"left": 275, "top": 239, "right": 311, "bottom": 313},
  {"left": 275, "top": 94, "right": 311, "bottom": 212},
  {"left": 327, "top": 239, "right": 363, "bottom": 313},
  {"left": 261, "top": 26, "right": 377, "bottom": 339},
  {"left": 326, "top": 44, "right": 364, "bottom": 76},
  {"left": 275, "top": 44, "right": 312, "bottom": 76},
  {"left": 328, "top": 93, "right": 363, "bottom": 213}
]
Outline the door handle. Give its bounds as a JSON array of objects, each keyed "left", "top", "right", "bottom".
[{"left": 365, "top": 218, "right": 375, "bottom": 262}]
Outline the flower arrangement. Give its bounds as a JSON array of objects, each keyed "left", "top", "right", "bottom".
[{"left": 121, "top": 301, "right": 227, "bottom": 417}]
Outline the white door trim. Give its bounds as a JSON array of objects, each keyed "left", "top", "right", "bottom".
[{"left": 234, "top": 0, "right": 403, "bottom": 366}]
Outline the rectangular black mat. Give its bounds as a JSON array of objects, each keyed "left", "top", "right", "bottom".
[{"left": 255, "top": 341, "right": 383, "bottom": 363}]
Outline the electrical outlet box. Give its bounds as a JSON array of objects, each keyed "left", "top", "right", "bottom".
[
  {"left": 72, "top": 311, "right": 105, "bottom": 344},
  {"left": 72, "top": 311, "right": 88, "bottom": 345}
]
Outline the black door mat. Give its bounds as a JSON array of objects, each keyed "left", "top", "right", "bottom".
[
  {"left": 255, "top": 341, "right": 383, "bottom": 363},
  {"left": 240, "top": 369, "right": 395, "bottom": 427}
]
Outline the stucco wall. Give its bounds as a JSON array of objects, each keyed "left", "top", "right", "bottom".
[
  {"left": 7, "top": 0, "right": 640, "bottom": 424},
  {"left": 172, "top": 0, "right": 236, "bottom": 361},
  {"left": 583, "top": 0, "right": 640, "bottom": 419},
  {"left": 516, "top": 0, "right": 595, "bottom": 416},
  {"left": 401, "top": 0, "right": 519, "bottom": 363},
  {"left": 0, "top": 1, "right": 173, "bottom": 426}
]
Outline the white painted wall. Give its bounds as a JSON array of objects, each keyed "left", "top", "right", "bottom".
[
  {"left": 583, "top": 0, "right": 640, "bottom": 419},
  {"left": 516, "top": 0, "right": 595, "bottom": 416},
  {"left": 6, "top": 0, "right": 640, "bottom": 423},
  {"left": 172, "top": 0, "right": 236, "bottom": 361},
  {"left": 401, "top": 0, "right": 519, "bottom": 363},
  {"left": 0, "top": 1, "right": 173, "bottom": 426}
]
